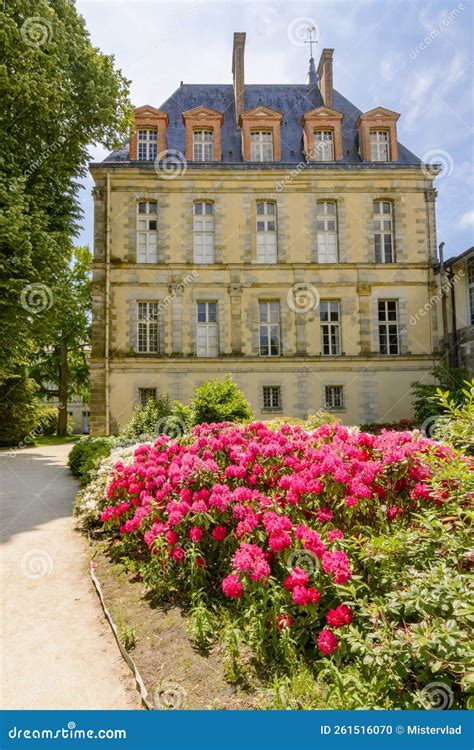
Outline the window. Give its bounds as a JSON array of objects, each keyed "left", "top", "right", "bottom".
[
  {"left": 137, "top": 129, "right": 158, "bottom": 161},
  {"left": 325, "top": 385, "right": 344, "bottom": 410},
  {"left": 250, "top": 131, "right": 273, "bottom": 161},
  {"left": 138, "top": 388, "right": 157, "bottom": 407},
  {"left": 193, "top": 202, "right": 214, "bottom": 263},
  {"left": 370, "top": 130, "right": 390, "bottom": 161},
  {"left": 320, "top": 301, "right": 341, "bottom": 355},
  {"left": 259, "top": 301, "right": 280, "bottom": 356},
  {"left": 468, "top": 257, "right": 474, "bottom": 325},
  {"left": 196, "top": 302, "right": 218, "bottom": 356},
  {"left": 314, "top": 130, "right": 334, "bottom": 161},
  {"left": 378, "top": 300, "right": 399, "bottom": 355},
  {"left": 316, "top": 201, "right": 338, "bottom": 263},
  {"left": 374, "top": 200, "right": 394, "bottom": 263},
  {"left": 137, "top": 302, "right": 159, "bottom": 353},
  {"left": 137, "top": 201, "right": 158, "bottom": 263},
  {"left": 262, "top": 386, "right": 281, "bottom": 410},
  {"left": 193, "top": 129, "right": 213, "bottom": 161},
  {"left": 256, "top": 201, "right": 277, "bottom": 263}
]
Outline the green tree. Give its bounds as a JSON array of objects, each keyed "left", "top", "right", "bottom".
[
  {"left": 0, "top": 1, "right": 131, "bottom": 389},
  {"left": 191, "top": 376, "right": 253, "bottom": 425},
  {"left": 30, "top": 246, "right": 92, "bottom": 435},
  {"left": 411, "top": 365, "right": 468, "bottom": 425}
]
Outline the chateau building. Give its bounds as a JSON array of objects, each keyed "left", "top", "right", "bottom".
[
  {"left": 89, "top": 32, "right": 440, "bottom": 435},
  {"left": 435, "top": 246, "right": 474, "bottom": 374}
]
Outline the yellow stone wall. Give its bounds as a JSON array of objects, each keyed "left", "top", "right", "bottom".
[{"left": 90, "top": 166, "right": 439, "bottom": 433}]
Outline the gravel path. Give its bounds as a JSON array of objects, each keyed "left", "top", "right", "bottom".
[{"left": 0, "top": 443, "right": 140, "bottom": 709}]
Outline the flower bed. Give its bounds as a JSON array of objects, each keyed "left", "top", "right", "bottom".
[{"left": 95, "top": 422, "right": 472, "bottom": 708}]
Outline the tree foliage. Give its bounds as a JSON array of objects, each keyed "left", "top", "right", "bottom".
[{"left": 191, "top": 375, "right": 253, "bottom": 425}]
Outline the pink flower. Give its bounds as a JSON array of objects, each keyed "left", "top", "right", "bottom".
[
  {"left": 317, "top": 628, "right": 339, "bottom": 655},
  {"left": 316, "top": 507, "right": 333, "bottom": 523},
  {"left": 283, "top": 567, "right": 310, "bottom": 591},
  {"left": 322, "top": 551, "right": 351, "bottom": 585},
  {"left": 171, "top": 546, "right": 185, "bottom": 562},
  {"left": 326, "top": 604, "right": 352, "bottom": 628},
  {"left": 212, "top": 525, "right": 227, "bottom": 541},
  {"left": 275, "top": 613, "right": 294, "bottom": 630},
  {"left": 232, "top": 543, "right": 270, "bottom": 582},
  {"left": 165, "top": 530, "right": 178, "bottom": 545},
  {"left": 189, "top": 526, "right": 204, "bottom": 542},
  {"left": 328, "top": 529, "right": 344, "bottom": 542},
  {"left": 291, "top": 586, "right": 320, "bottom": 606},
  {"left": 222, "top": 574, "right": 243, "bottom": 599}
]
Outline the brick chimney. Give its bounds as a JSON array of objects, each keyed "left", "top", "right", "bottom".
[
  {"left": 232, "top": 32, "right": 246, "bottom": 123},
  {"left": 317, "top": 48, "right": 334, "bottom": 109}
]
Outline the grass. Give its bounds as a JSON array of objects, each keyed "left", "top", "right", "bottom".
[{"left": 34, "top": 434, "right": 82, "bottom": 446}]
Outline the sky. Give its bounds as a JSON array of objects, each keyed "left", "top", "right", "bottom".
[{"left": 75, "top": 0, "right": 473, "bottom": 259}]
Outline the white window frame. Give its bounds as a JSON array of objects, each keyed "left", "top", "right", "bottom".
[
  {"left": 314, "top": 129, "right": 334, "bottom": 161},
  {"left": 137, "top": 302, "right": 159, "bottom": 353},
  {"left": 256, "top": 201, "right": 277, "bottom": 263},
  {"left": 137, "top": 201, "right": 158, "bottom": 263},
  {"left": 374, "top": 200, "right": 395, "bottom": 263},
  {"left": 193, "top": 129, "right": 213, "bottom": 161},
  {"left": 196, "top": 301, "right": 218, "bottom": 357},
  {"left": 193, "top": 202, "right": 215, "bottom": 263},
  {"left": 259, "top": 301, "right": 281, "bottom": 356},
  {"left": 467, "top": 257, "right": 474, "bottom": 326},
  {"left": 316, "top": 201, "right": 338, "bottom": 263},
  {"left": 138, "top": 388, "right": 157, "bottom": 407},
  {"left": 250, "top": 130, "right": 273, "bottom": 161},
  {"left": 370, "top": 130, "right": 390, "bottom": 162},
  {"left": 325, "top": 385, "right": 344, "bottom": 410},
  {"left": 320, "top": 300, "right": 341, "bottom": 355},
  {"left": 137, "top": 129, "right": 158, "bottom": 161},
  {"left": 378, "top": 300, "right": 400, "bottom": 355},
  {"left": 262, "top": 385, "right": 282, "bottom": 411}
]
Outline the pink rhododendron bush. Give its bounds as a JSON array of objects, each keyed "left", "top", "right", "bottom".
[{"left": 98, "top": 422, "right": 473, "bottom": 709}]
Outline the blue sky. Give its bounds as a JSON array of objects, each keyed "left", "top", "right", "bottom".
[{"left": 76, "top": 0, "right": 473, "bottom": 259}]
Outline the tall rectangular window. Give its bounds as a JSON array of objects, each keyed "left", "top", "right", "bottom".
[
  {"left": 467, "top": 257, "right": 474, "bottom": 325},
  {"left": 320, "top": 300, "right": 341, "bottom": 355},
  {"left": 378, "top": 300, "right": 399, "bottom": 355},
  {"left": 259, "top": 301, "right": 280, "bottom": 356},
  {"left": 314, "top": 130, "right": 334, "bottom": 161},
  {"left": 256, "top": 201, "right": 277, "bottom": 263},
  {"left": 193, "top": 202, "right": 214, "bottom": 263},
  {"left": 250, "top": 131, "right": 273, "bottom": 161},
  {"left": 137, "top": 129, "right": 158, "bottom": 161},
  {"left": 137, "top": 302, "right": 159, "bottom": 353},
  {"left": 325, "top": 385, "right": 344, "bottom": 409},
  {"left": 193, "top": 130, "right": 213, "bottom": 161},
  {"left": 138, "top": 388, "right": 157, "bottom": 407},
  {"left": 370, "top": 130, "right": 390, "bottom": 161},
  {"left": 196, "top": 301, "right": 218, "bottom": 357},
  {"left": 316, "top": 201, "right": 338, "bottom": 263},
  {"left": 137, "top": 201, "right": 158, "bottom": 263},
  {"left": 374, "top": 200, "right": 394, "bottom": 263},
  {"left": 262, "top": 386, "right": 281, "bottom": 410}
]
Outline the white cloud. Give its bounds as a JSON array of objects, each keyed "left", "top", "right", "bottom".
[{"left": 459, "top": 210, "right": 474, "bottom": 228}]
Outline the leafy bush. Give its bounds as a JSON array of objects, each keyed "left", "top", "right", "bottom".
[
  {"left": 190, "top": 375, "right": 253, "bottom": 425},
  {"left": 431, "top": 380, "right": 474, "bottom": 455},
  {"left": 411, "top": 366, "right": 468, "bottom": 425},
  {"left": 359, "top": 418, "right": 417, "bottom": 434},
  {"left": 37, "top": 405, "right": 74, "bottom": 436},
  {"left": 98, "top": 422, "right": 472, "bottom": 708},
  {"left": 0, "top": 375, "right": 42, "bottom": 447},
  {"left": 68, "top": 436, "right": 116, "bottom": 485},
  {"left": 120, "top": 395, "right": 172, "bottom": 440}
]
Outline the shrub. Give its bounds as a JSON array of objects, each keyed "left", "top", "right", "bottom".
[
  {"left": 411, "top": 365, "right": 468, "bottom": 425},
  {"left": 0, "top": 375, "right": 42, "bottom": 447},
  {"left": 120, "top": 395, "right": 172, "bottom": 440},
  {"left": 98, "top": 422, "right": 472, "bottom": 708},
  {"left": 359, "top": 418, "right": 417, "bottom": 434},
  {"left": 190, "top": 375, "right": 253, "bottom": 425},
  {"left": 68, "top": 436, "right": 116, "bottom": 485},
  {"left": 37, "top": 405, "right": 74, "bottom": 436},
  {"left": 431, "top": 380, "right": 474, "bottom": 455}
]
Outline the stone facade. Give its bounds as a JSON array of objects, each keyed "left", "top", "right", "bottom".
[{"left": 435, "top": 247, "right": 474, "bottom": 374}]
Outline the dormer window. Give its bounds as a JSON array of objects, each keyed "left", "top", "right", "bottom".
[
  {"left": 251, "top": 131, "right": 273, "bottom": 161},
  {"left": 370, "top": 130, "right": 390, "bottom": 162},
  {"left": 193, "top": 129, "right": 213, "bottom": 161},
  {"left": 314, "top": 129, "right": 334, "bottom": 161},
  {"left": 138, "top": 129, "right": 158, "bottom": 161}
]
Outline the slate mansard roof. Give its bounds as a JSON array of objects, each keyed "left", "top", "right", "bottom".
[{"left": 100, "top": 82, "right": 422, "bottom": 168}]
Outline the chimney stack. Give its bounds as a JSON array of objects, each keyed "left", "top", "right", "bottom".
[
  {"left": 317, "top": 48, "right": 334, "bottom": 109},
  {"left": 232, "top": 32, "right": 246, "bottom": 122}
]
